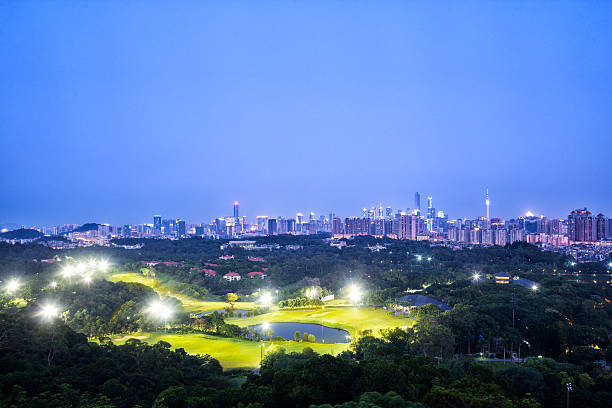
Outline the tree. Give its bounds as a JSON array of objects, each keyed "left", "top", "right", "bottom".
[
  {"left": 294, "top": 331, "right": 301, "bottom": 342},
  {"left": 225, "top": 293, "right": 240, "bottom": 309}
]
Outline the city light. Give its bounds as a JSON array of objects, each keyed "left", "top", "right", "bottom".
[
  {"left": 5, "top": 278, "right": 20, "bottom": 293},
  {"left": 608, "top": 262, "right": 612, "bottom": 269},
  {"left": 37, "top": 303, "right": 62, "bottom": 321},
  {"left": 50, "top": 281, "right": 58, "bottom": 288},
  {"left": 415, "top": 255, "right": 422, "bottom": 261},
  {"left": 531, "top": 284, "right": 539, "bottom": 291},
  {"left": 347, "top": 284, "right": 362, "bottom": 304},
  {"left": 82, "top": 275, "right": 92, "bottom": 285},
  {"left": 427, "top": 257, "right": 432, "bottom": 261},
  {"left": 473, "top": 273, "right": 481, "bottom": 281},
  {"left": 97, "top": 260, "right": 109, "bottom": 270}
]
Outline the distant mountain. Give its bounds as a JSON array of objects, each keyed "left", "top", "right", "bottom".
[
  {"left": 0, "top": 228, "right": 44, "bottom": 240},
  {"left": 72, "top": 223, "right": 100, "bottom": 233},
  {"left": 59, "top": 223, "right": 100, "bottom": 235}
]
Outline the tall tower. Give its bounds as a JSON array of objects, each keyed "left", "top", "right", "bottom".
[
  {"left": 233, "top": 201, "right": 239, "bottom": 219},
  {"left": 485, "top": 189, "right": 490, "bottom": 220},
  {"left": 414, "top": 192, "right": 421, "bottom": 215}
]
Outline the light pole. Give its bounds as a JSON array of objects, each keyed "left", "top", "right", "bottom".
[
  {"left": 37, "top": 302, "right": 62, "bottom": 366},
  {"left": 566, "top": 382, "right": 572, "bottom": 408}
]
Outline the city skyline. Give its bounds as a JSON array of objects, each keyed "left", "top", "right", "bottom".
[
  {"left": 2, "top": 2, "right": 612, "bottom": 225},
  {"left": 2, "top": 192, "right": 611, "bottom": 228}
]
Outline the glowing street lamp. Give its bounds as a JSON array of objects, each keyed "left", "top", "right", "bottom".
[
  {"left": 427, "top": 257, "right": 432, "bottom": 262},
  {"left": 415, "top": 255, "right": 422, "bottom": 262},
  {"left": 50, "top": 281, "right": 58, "bottom": 289},
  {"left": 5, "top": 278, "right": 20, "bottom": 294},
  {"left": 531, "top": 284, "right": 539, "bottom": 291},
  {"left": 608, "top": 262, "right": 612, "bottom": 269},
  {"left": 473, "top": 273, "right": 481, "bottom": 281},
  {"left": 97, "top": 260, "right": 109, "bottom": 271},
  {"left": 82, "top": 275, "right": 92, "bottom": 285},
  {"left": 88, "top": 259, "right": 97, "bottom": 268}
]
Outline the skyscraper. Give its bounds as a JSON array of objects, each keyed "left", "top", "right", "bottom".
[
  {"left": 233, "top": 201, "right": 239, "bottom": 220},
  {"left": 414, "top": 192, "right": 421, "bottom": 216},
  {"left": 177, "top": 219, "right": 186, "bottom": 237},
  {"left": 267, "top": 218, "right": 277, "bottom": 235},
  {"left": 153, "top": 215, "right": 161, "bottom": 235},
  {"left": 426, "top": 196, "right": 435, "bottom": 219},
  {"left": 485, "top": 189, "right": 490, "bottom": 220},
  {"left": 568, "top": 208, "right": 597, "bottom": 242}
]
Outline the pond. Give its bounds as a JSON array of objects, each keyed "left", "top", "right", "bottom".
[
  {"left": 250, "top": 322, "right": 350, "bottom": 343},
  {"left": 197, "top": 309, "right": 250, "bottom": 318}
]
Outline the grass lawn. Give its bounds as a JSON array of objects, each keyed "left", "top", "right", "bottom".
[
  {"left": 227, "top": 307, "right": 415, "bottom": 336},
  {"left": 107, "top": 272, "right": 255, "bottom": 313},
  {"left": 107, "top": 272, "right": 413, "bottom": 368},
  {"left": 112, "top": 332, "right": 349, "bottom": 369}
]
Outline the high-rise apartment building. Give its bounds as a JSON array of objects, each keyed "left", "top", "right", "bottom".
[
  {"left": 414, "top": 192, "right": 421, "bottom": 216},
  {"left": 568, "top": 208, "right": 597, "bottom": 242}
]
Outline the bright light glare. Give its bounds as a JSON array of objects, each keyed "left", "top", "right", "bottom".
[
  {"left": 88, "top": 259, "right": 96, "bottom": 267},
  {"left": 306, "top": 287, "right": 319, "bottom": 299},
  {"left": 427, "top": 257, "right": 432, "bottom": 261},
  {"left": 5, "top": 278, "right": 20, "bottom": 293},
  {"left": 415, "top": 255, "right": 422, "bottom": 261},
  {"left": 61, "top": 265, "right": 75, "bottom": 279},
  {"left": 348, "top": 284, "right": 362, "bottom": 304},
  {"left": 82, "top": 275, "right": 92, "bottom": 284},
  {"left": 50, "top": 281, "right": 58, "bottom": 288},
  {"left": 531, "top": 284, "right": 539, "bottom": 291},
  {"left": 608, "top": 262, "right": 612, "bottom": 269},
  {"left": 262, "top": 322, "right": 270, "bottom": 330},
  {"left": 97, "top": 260, "right": 109, "bottom": 270},
  {"left": 473, "top": 273, "right": 481, "bottom": 281},
  {"left": 146, "top": 300, "right": 173, "bottom": 321},
  {"left": 259, "top": 292, "right": 273, "bottom": 306},
  {"left": 38, "top": 303, "right": 61, "bottom": 321}
]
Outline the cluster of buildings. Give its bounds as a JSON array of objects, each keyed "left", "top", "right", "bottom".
[{"left": 8, "top": 194, "right": 612, "bottom": 261}]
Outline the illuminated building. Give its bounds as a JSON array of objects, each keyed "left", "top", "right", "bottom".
[
  {"left": 153, "top": 215, "right": 162, "bottom": 235},
  {"left": 568, "top": 208, "right": 597, "bottom": 242},
  {"left": 414, "top": 192, "right": 421, "bottom": 216},
  {"left": 494, "top": 272, "right": 511, "bottom": 284},
  {"left": 332, "top": 217, "right": 342, "bottom": 235}
]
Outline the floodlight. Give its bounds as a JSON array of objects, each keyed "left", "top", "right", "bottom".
[
  {"left": 259, "top": 292, "right": 272, "bottom": 306},
  {"left": 38, "top": 303, "right": 61, "bottom": 321},
  {"left": 6, "top": 278, "right": 20, "bottom": 293},
  {"left": 348, "top": 284, "right": 362, "bottom": 304}
]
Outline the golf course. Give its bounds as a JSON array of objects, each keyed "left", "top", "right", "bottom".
[{"left": 108, "top": 272, "right": 414, "bottom": 369}]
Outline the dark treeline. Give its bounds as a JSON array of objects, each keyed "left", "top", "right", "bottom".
[{"left": 1, "top": 308, "right": 611, "bottom": 408}]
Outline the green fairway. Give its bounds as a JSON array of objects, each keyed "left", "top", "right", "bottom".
[
  {"left": 108, "top": 272, "right": 255, "bottom": 313},
  {"left": 226, "top": 307, "right": 414, "bottom": 336},
  {"left": 112, "top": 332, "right": 349, "bottom": 369},
  {"left": 108, "top": 272, "right": 413, "bottom": 368}
]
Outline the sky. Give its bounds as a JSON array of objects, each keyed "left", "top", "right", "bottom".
[{"left": 1, "top": 0, "right": 611, "bottom": 226}]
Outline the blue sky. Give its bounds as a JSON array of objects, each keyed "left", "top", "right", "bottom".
[{"left": 1, "top": 1, "right": 611, "bottom": 225}]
